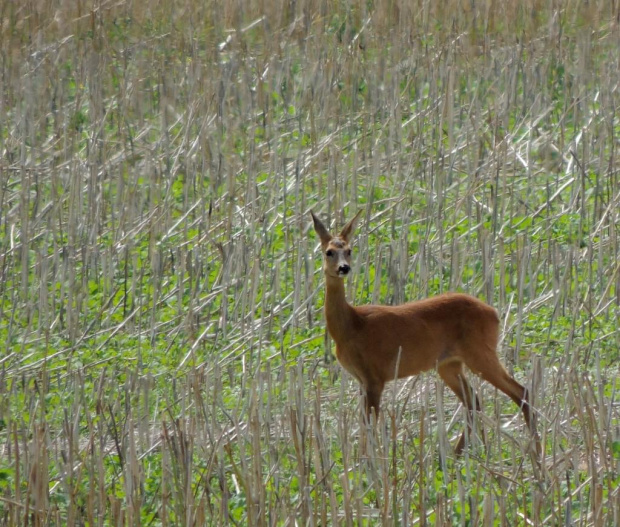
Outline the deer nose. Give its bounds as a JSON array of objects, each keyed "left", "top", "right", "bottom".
[{"left": 338, "top": 264, "right": 350, "bottom": 275}]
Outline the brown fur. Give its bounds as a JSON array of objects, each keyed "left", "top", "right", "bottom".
[{"left": 311, "top": 210, "right": 540, "bottom": 456}]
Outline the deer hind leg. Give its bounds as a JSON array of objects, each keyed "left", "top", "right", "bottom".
[
  {"left": 437, "top": 358, "right": 484, "bottom": 455},
  {"left": 471, "top": 356, "right": 541, "bottom": 456}
]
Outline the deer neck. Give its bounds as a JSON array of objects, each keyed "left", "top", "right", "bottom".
[{"left": 323, "top": 274, "right": 357, "bottom": 344}]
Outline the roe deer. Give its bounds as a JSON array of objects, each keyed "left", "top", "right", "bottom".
[{"left": 311, "top": 210, "right": 540, "bottom": 456}]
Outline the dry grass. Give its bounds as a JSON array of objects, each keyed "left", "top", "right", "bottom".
[{"left": 1, "top": 0, "right": 620, "bottom": 524}]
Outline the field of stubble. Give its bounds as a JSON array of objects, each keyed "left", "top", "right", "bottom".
[{"left": 1, "top": 0, "right": 619, "bottom": 524}]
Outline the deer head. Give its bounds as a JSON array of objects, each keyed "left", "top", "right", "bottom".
[{"left": 311, "top": 210, "right": 362, "bottom": 278}]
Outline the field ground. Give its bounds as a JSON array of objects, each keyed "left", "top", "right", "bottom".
[{"left": 1, "top": 0, "right": 620, "bottom": 524}]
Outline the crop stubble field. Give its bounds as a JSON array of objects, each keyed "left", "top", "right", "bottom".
[{"left": 1, "top": 0, "right": 620, "bottom": 524}]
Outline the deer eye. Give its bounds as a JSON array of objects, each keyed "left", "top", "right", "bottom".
[
  {"left": 326, "top": 249, "right": 334, "bottom": 257},
  {"left": 346, "top": 249, "right": 352, "bottom": 256}
]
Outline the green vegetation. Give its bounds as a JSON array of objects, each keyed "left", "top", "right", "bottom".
[{"left": 1, "top": 0, "right": 619, "bottom": 524}]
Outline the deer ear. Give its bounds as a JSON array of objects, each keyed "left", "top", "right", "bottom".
[
  {"left": 339, "top": 210, "right": 362, "bottom": 242},
  {"left": 310, "top": 211, "right": 332, "bottom": 245}
]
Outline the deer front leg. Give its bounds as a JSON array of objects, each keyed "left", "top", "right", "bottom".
[{"left": 363, "top": 381, "right": 385, "bottom": 424}]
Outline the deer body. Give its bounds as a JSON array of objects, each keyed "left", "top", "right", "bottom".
[{"left": 312, "top": 210, "right": 539, "bottom": 455}]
